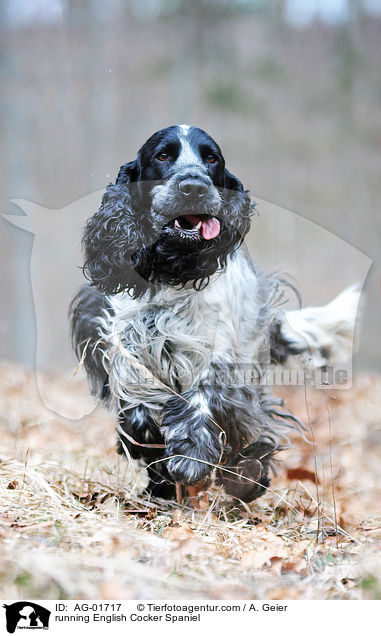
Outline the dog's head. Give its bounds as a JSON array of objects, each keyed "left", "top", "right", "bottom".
[{"left": 84, "top": 125, "right": 254, "bottom": 296}]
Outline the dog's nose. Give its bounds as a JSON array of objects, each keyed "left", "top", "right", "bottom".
[{"left": 178, "top": 178, "right": 209, "bottom": 199}]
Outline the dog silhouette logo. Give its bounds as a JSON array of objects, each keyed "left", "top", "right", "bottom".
[{"left": 3, "top": 602, "right": 51, "bottom": 633}]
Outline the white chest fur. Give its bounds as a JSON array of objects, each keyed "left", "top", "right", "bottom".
[{"left": 99, "top": 251, "right": 275, "bottom": 410}]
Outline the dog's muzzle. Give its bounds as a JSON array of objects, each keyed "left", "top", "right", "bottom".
[{"left": 151, "top": 172, "right": 222, "bottom": 241}]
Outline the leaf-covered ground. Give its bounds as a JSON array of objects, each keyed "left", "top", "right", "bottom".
[{"left": 0, "top": 360, "right": 380, "bottom": 600}]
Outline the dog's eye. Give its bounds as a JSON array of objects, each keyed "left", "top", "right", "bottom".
[
  {"left": 206, "top": 154, "right": 217, "bottom": 164},
  {"left": 157, "top": 153, "right": 168, "bottom": 162}
]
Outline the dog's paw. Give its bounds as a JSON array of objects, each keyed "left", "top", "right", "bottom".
[
  {"left": 281, "top": 286, "right": 361, "bottom": 368},
  {"left": 162, "top": 391, "right": 222, "bottom": 485},
  {"left": 166, "top": 456, "right": 209, "bottom": 485},
  {"left": 165, "top": 439, "right": 219, "bottom": 485},
  {"left": 216, "top": 441, "right": 275, "bottom": 502}
]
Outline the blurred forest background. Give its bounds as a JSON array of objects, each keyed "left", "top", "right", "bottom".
[{"left": 0, "top": 0, "right": 380, "bottom": 376}]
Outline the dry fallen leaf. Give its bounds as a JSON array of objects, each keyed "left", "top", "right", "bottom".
[
  {"left": 241, "top": 546, "right": 287, "bottom": 570},
  {"left": 280, "top": 557, "right": 307, "bottom": 574},
  {"left": 239, "top": 526, "right": 285, "bottom": 548},
  {"left": 174, "top": 537, "right": 211, "bottom": 557},
  {"left": 164, "top": 526, "right": 195, "bottom": 541},
  {"left": 239, "top": 526, "right": 290, "bottom": 569},
  {"left": 286, "top": 467, "right": 320, "bottom": 483}
]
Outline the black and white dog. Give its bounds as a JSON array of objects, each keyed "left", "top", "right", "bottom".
[{"left": 70, "top": 125, "right": 358, "bottom": 502}]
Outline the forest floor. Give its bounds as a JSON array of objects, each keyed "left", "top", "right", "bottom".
[{"left": 0, "top": 360, "right": 380, "bottom": 600}]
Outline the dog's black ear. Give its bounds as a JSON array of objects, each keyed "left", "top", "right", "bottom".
[
  {"left": 116, "top": 159, "right": 140, "bottom": 185},
  {"left": 82, "top": 156, "right": 149, "bottom": 297},
  {"left": 224, "top": 167, "right": 244, "bottom": 192},
  {"left": 223, "top": 167, "right": 253, "bottom": 242}
]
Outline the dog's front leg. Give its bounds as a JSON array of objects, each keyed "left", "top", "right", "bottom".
[{"left": 162, "top": 389, "right": 224, "bottom": 485}]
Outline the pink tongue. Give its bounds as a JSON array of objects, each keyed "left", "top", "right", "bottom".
[{"left": 201, "top": 217, "right": 220, "bottom": 240}]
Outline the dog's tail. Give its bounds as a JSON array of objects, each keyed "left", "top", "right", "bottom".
[{"left": 279, "top": 285, "right": 361, "bottom": 369}]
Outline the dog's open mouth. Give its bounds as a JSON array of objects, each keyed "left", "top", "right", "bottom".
[{"left": 172, "top": 214, "right": 221, "bottom": 240}]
